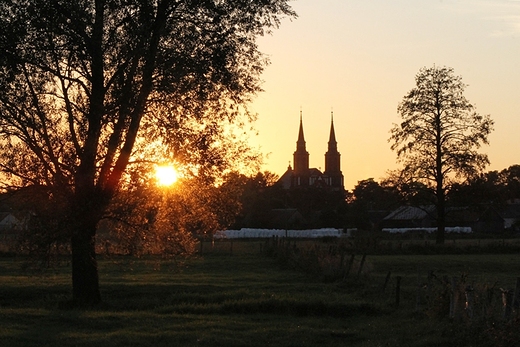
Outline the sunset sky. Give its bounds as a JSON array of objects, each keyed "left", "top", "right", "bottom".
[{"left": 249, "top": 0, "right": 520, "bottom": 191}]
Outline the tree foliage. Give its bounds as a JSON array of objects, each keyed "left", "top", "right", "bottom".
[
  {"left": 352, "top": 178, "right": 401, "bottom": 211},
  {"left": 0, "top": 0, "right": 296, "bottom": 305},
  {"left": 389, "top": 66, "right": 493, "bottom": 244},
  {"left": 226, "top": 171, "right": 284, "bottom": 229},
  {"left": 348, "top": 178, "right": 401, "bottom": 230},
  {"left": 100, "top": 171, "right": 244, "bottom": 258},
  {"left": 449, "top": 165, "right": 520, "bottom": 207}
]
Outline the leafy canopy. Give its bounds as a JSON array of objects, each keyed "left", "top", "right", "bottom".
[
  {"left": 389, "top": 65, "right": 494, "bottom": 192},
  {"left": 0, "top": 0, "right": 296, "bottom": 194}
]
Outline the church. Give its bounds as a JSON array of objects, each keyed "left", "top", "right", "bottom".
[{"left": 278, "top": 112, "right": 344, "bottom": 192}]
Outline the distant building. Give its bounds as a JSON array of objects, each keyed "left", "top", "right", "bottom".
[
  {"left": 501, "top": 203, "right": 520, "bottom": 231},
  {"left": 278, "top": 112, "right": 344, "bottom": 192},
  {"left": 381, "top": 204, "right": 520, "bottom": 233},
  {"left": 0, "top": 212, "right": 21, "bottom": 231},
  {"left": 382, "top": 206, "right": 437, "bottom": 230}
]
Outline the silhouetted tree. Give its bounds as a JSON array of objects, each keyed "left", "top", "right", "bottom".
[
  {"left": 390, "top": 66, "right": 493, "bottom": 244},
  {"left": 449, "top": 165, "right": 520, "bottom": 208},
  {"left": 103, "top": 172, "right": 243, "bottom": 257},
  {"left": 0, "top": 0, "right": 295, "bottom": 305},
  {"left": 383, "top": 172, "right": 434, "bottom": 206},
  {"left": 449, "top": 170, "right": 501, "bottom": 208},
  {"left": 352, "top": 178, "right": 401, "bottom": 210},
  {"left": 231, "top": 171, "right": 284, "bottom": 228},
  {"left": 498, "top": 165, "right": 520, "bottom": 202},
  {"left": 349, "top": 178, "right": 401, "bottom": 230}
]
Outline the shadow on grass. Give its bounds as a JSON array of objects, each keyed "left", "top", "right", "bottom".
[
  {"left": 1, "top": 282, "right": 382, "bottom": 318},
  {"left": 2, "top": 252, "right": 472, "bottom": 347}
]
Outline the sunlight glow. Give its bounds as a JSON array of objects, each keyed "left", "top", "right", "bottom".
[{"left": 155, "top": 165, "right": 178, "bottom": 186}]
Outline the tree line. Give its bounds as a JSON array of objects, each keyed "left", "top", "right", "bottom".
[{"left": 228, "top": 164, "right": 520, "bottom": 232}]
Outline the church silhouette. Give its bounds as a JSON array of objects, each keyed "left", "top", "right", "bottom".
[{"left": 278, "top": 112, "right": 344, "bottom": 192}]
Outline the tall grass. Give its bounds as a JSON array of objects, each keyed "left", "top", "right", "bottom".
[{"left": 1, "top": 240, "right": 520, "bottom": 346}]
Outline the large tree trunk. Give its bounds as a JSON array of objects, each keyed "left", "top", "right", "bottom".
[
  {"left": 434, "top": 108, "right": 445, "bottom": 245},
  {"left": 71, "top": 223, "right": 101, "bottom": 305},
  {"left": 69, "top": 192, "right": 107, "bottom": 306},
  {"left": 436, "top": 185, "right": 446, "bottom": 245},
  {"left": 436, "top": 207, "right": 446, "bottom": 244}
]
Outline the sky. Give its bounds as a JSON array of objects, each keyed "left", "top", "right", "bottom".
[{"left": 248, "top": 0, "right": 520, "bottom": 191}]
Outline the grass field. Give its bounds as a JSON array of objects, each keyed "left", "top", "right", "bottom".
[{"left": 1, "top": 240, "right": 520, "bottom": 346}]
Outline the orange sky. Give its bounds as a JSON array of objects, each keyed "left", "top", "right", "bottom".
[{"left": 249, "top": 0, "right": 520, "bottom": 191}]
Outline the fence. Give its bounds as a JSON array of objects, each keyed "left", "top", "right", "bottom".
[
  {"left": 214, "top": 228, "right": 346, "bottom": 239},
  {"left": 390, "top": 270, "right": 520, "bottom": 322}
]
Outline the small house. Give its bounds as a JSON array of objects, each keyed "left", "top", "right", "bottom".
[
  {"left": 475, "top": 207, "right": 505, "bottom": 233},
  {"left": 501, "top": 204, "right": 520, "bottom": 231},
  {"left": 382, "top": 206, "right": 436, "bottom": 230}
]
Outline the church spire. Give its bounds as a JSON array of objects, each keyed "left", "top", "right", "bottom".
[
  {"left": 328, "top": 111, "right": 337, "bottom": 151},
  {"left": 324, "top": 111, "right": 343, "bottom": 190},
  {"left": 293, "top": 110, "right": 309, "bottom": 174},
  {"left": 297, "top": 110, "right": 306, "bottom": 150}
]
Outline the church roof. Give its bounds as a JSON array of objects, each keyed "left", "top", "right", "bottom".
[
  {"left": 308, "top": 168, "right": 323, "bottom": 177},
  {"left": 278, "top": 166, "right": 294, "bottom": 189}
]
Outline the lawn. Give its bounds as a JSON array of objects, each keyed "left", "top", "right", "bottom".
[{"left": 1, "top": 240, "right": 520, "bottom": 346}]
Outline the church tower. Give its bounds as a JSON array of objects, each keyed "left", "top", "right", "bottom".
[
  {"left": 324, "top": 112, "right": 344, "bottom": 190},
  {"left": 293, "top": 112, "right": 309, "bottom": 175},
  {"left": 277, "top": 110, "right": 345, "bottom": 191}
]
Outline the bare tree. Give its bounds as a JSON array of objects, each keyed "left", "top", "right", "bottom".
[
  {"left": 0, "top": 0, "right": 295, "bottom": 305},
  {"left": 389, "top": 66, "right": 493, "bottom": 244}
]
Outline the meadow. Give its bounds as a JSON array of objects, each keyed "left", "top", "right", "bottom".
[{"left": 1, "top": 239, "right": 520, "bottom": 347}]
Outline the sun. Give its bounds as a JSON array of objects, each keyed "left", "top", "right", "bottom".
[{"left": 155, "top": 165, "right": 178, "bottom": 186}]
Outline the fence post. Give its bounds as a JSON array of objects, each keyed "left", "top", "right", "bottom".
[
  {"left": 415, "top": 270, "right": 422, "bottom": 312},
  {"left": 484, "top": 285, "right": 495, "bottom": 318},
  {"left": 427, "top": 271, "right": 433, "bottom": 310},
  {"left": 357, "top": 254, "right": 367, "bottom": 278},
  {"left": 449, "top": 277, "right": 458, "bottom": 319},
  {"left": 339, "top": 250, "right": 346, "bottom": 272},
  {"left": 395, "top": 276, "right": 402, "bottom": 308},
  {"left": 344, "top": 254, "right": 355, "bottom": 279},
  {"left": 465, "top": 286, "right": 474, "bottom": 320},
  {"left": 513, "top": 277, "right": 520, "bottom": 311},
  {"left": 383, "top": 271, "right": 392, "bottom": 294},
  {"left": 502, "top": 289, "right": 513, "bottom": 320}
]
